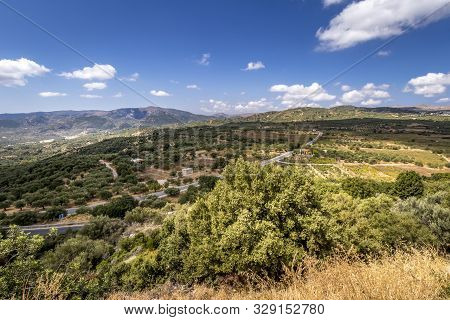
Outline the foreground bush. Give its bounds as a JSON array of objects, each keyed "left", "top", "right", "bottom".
[
  {"left": 158, "top": 159, "right": 320, "bottom": 282},
  {"left": 157, "top": 160, "right": 438, "bottom": 284},
  {"left": 0, "top": 226, "right": 44, "bottom": 299}
]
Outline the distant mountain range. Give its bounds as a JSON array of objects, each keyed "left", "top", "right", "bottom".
[
  {"left": 0, "top": 105, "right": 448, "bottom": 144},
  {"left": 0, "top": 106, "right": 216, "bottom": 143}
]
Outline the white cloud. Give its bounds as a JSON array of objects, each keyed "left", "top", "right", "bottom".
[
  {"left": 361, "top": 98, "right": 382, "bottom": 106},
  {"left": 201, "top": 99, "right": 229, "bottom": 113},
  {"left": 243, "top": 61, "right": 265, "bottom": 71},
  {"left": 436, "top": 97, "right": 449, "bottom": 103},
  {"left": 377, "top": 50, "right": 391, "bottom": 57},
  {"left": 316, "top": 0, "right": 450, "bottom": 51},
  {"left": 235, "top": 98, "right": 272, "bottom": 112},
  {"left": 150, "top": 90, "right": 171, "bottom": 97},
  {"left": 0, "top": 58, "right": 50, "bottom": 87},
  {"left": 270, "top": 82, "right": 336, "bottom": 108},
  {"left": 201, "top": 98, "right": 275, "bottom": 114},
  {"left": 83, "top": 82, "right": 107, "bottom": 91},
  {"left": 80, "top": 94, "right": 102, "bottom": 99},
  {"left": 342, "top": 83, "right": 390, "bottom": 104},
  {"left": 113, "top": 92, "right": 123, "bottom": 98},
  {"left": 404, "top": 72, "right": 450, "bottom": 97},
  {"left": 60, "top": 64, "right": 116, "bottom": 80},
  {"left": 39, "top": 91, "right": 67, "bottom": 97},
  {"left": 323, "top": 0, "right": 345, "bottom": 7},
  {"left": 341, "top": 84, "right": 351, "bottom": 91},
  {"left": 197, "top": 53, "right": 211, "bottom": 66},
  {"left": 363, "top": 83, "right": 390, "bottom": 91},
  {"left": 342, "top": 90, "right": 366, "bottom": 104},
  {"left": 186, "top": 84, "right": 200, "bottom": 90},
  {"left": 120, "top": 72, "right": 139, "bottom": 82}
]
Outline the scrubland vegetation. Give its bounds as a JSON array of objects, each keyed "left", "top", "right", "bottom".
[{"left": 0, "top": 115, "right": 449, "bottom": 300}]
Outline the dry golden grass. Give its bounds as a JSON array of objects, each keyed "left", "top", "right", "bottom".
[{"left": 110, "top": 250, "right": 450, "bottom": 300}]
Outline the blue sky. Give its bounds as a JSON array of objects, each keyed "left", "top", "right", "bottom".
[{"left": 0, "top": 0, "right": 449, "bottom": 114}]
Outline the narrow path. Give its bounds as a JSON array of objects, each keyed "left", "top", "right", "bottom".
[{"left": 100, "top": 160, "right": 118, "bottom": 180}]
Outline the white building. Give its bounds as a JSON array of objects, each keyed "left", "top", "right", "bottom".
[{"left": 181, "top": 167, "right": 193, "bottom": 176}]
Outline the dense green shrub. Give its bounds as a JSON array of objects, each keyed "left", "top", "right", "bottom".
[
  {"left": 305, "top": 192, "right": 436, "bottom": 255},
  {"left": 98, "top": 190, "right": 113, "bottom": 200},
  {"left": 341, "top": 177, "right": 389, "bottom": 199},
  {"left": 43, "top": 236, "right": 113, "bottom": 272},
  {"left": 92, "top": 195, "right": 138, "bottom": 218},
  {"left": 393, "top": 171, "right": 424, "bottom": 199},
  {"left": 178, "top": 186, "right": 199, "bottom": 204},
  {"left": 125, "top": 207, "right": 165, "bottom": 225},
  {"left": 158, "top": 159, "right": 318, "bottom": 282},
  {"left": 164, "top": 187, "right": 180, "bottom": 197},
  {"left": 393, "top": 192, "right": 450, "bottom": 249},
  {"left": 140, "top": 196, "right": 167, "bottom": 209},
  {"left": 198, "top": 175, "right": 220, "bottom": 192},
  {"left": 0, "top": 211, "right": 38, "bottom": 226},
  {"left": 79, "top": 216, "right": 127, "bottom": 244}
]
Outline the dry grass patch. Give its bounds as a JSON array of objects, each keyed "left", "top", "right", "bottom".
[{"left": 110, "top": 250, "right": 450, "bottom": 300}]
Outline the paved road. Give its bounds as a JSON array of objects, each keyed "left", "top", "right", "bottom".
[
  {"left": 305, "top": 131, "right": 323, "bottom": 146},
  {"left": 261, "top": 151, "right": 294, "bottom": 166},
  {"left": 17, "top": 223, "right": 86, "bottom": 235}
]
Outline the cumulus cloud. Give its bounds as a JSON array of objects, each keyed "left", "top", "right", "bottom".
[
  {"left": 317, "top": 0, "right": 450, "bottom": 51},
  {"left": 323, "top": 0, "right": 345, "bottom": 7},
  {"left": 60, "top": 64, "right": 116, "bottom": 80},
  {"left": 270, "top": 82, "right": 336, "bottom": 108},
  {"left": 436, "top": 97, "right": 449, "bottom": 103},
  {"left": 150, "top": 90, "right": 171, "bottom": 97},
  {"left": 341, "top": 84, "right": 351, "bottom": 91},
  {"left": 83, "top": 82, "right": 107, "bottom": 91},
  {"left": 113, "top": 92, "right": 123, "bottom": 98},
  {"left": 80, "top": 94, "right": 102, "bottom": 99},
  {"left": 243, "top": 61, "right": 265, "bottom": 71},
  {"left": 0, "top": 58, "right": 50, "bottom": 87},
  {"left": 197, "top": 53, "right": 211, "bottom": 66},
  {"left": 404, "top": 72, "right": 450, "bottom": 97},
  {"left": 186, "top": 84, "right": 200, "bottom": 90},
  {"left": 342, "top": 83, "right": 390, "bottom": 105},
  {"left": 39, "top": 91, "right": 67, "bottom": 97},
  {"left": 235, "top": 98, "right": 272, "bottom": 112},
  {"left": 342, "top": 90, "right": 365, "bottom": 104}
]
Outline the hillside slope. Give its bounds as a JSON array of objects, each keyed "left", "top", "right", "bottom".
[{"left": 240, "top": 106, "right": 449, "bottom": 122}]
